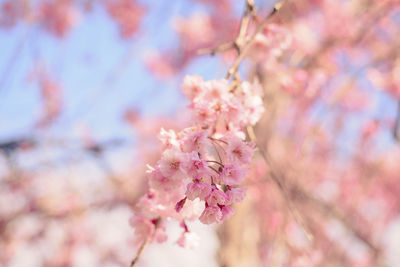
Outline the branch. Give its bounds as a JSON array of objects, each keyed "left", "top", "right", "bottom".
[
  {"left": 226, "top": 1, "right": 283, "bottom": 79},
  {"left": 130, "top": 237, "right": 150, "bottom": 267},
  {"left": 198, "top": 0, "right": 282, "bottom": 78},
  {"left": 245, "top": 157, "right": 382, "bottom": 258},
  {"left": 199, "top": 0, "right": 311, "bottom": 243},
  {"left": 197, "top": 42, "right": 235, "bottom": 56},
  {"left": 247, "top": 125, "right": 314, "bottom": 241},
  {"left": 130, "top": 218, "right": 160, "bottom": 267}
]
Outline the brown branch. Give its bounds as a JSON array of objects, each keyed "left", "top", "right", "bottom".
[
  {"left": 130, "top": 237, "right": 150, "bottom": 267},
  {"left": 200, "top": 0, "right": 312, "bottom": 245},
  {"left": 197, "top": 42, "right": 235, "bottom": 55},
  {"left": 130, "top": 218, "right": 160, "bottom": 267},
  {"left": 197, "top": 0, "right": 256, "bottom": 56},
  {"left": 198, "top": 0, "right": 282, "bottom": 76},
  {"left": 226, "top": 2, "right": 283, "bottom": 79}
]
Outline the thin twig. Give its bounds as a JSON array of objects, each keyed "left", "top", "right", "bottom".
[
  {"left": 130, "top": 218, "right": 160, "bottom": 267},
  {"left": 247, "top": 125, "right": 314, "bottom": 241},
  {"left": 207, "top": 160, "right": 224, "bottom": 167},
  {"left": 226, "top": 2, "right": 283, "bottom": 79},
  {"left": 209, "top": 165, "right": 220, "bottom": 174},
  {"left": 197, "top": 42, "right": 235, "bottom": 55},
  {"left": 197, "top": 0, "right": 256, "bottom": 56},
  {"left": 244, "top": 159, "right": 382, "bottom": 258},
  {"left": 130, "top": 237, "right": 150, "bottom": 267}
]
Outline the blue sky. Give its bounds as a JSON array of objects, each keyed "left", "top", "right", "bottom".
[{"left": 0, "top": 0, "right": 237, "bottom": 143}]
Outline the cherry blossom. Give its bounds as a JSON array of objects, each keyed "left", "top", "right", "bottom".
[{"left": 199, "top": 206, "right": 223, "bottom": 225}]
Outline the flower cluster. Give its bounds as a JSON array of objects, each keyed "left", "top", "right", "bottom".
[
  {"left": 182, "top": 75, "right": 264, "bottom": 132},
  {"left": 105, "top": 0, "right": 146, "bottom": 39},
  {"left": 39, "top": 0, "right": 78, "bottom": 38},
  {"left": 131, "top": 75, "right": 264, "bottom": 247}
]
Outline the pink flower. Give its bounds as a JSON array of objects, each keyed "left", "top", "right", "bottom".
[
  {"left": 181, "top": 75, "right": 205, "bottom": 100},
  {"left": 227, "top": 188, "right": 247, "bottom": 204},
  {"left": 173, "top": 13, "right": 215, "bottom": 50},
  {"left": 129, "top": 214, "right": 154, "bottom": 246},
  {"left": 199, "top": 206, "right": 223, "bottom": 224},
  {"left": 186, "top": 181, "right": 212, "bottom": 201},
  {"left": 149, "top": 168, "right": 180, "bottom": 192},
  {"left": 106, "top": 0, "right": 145, "bottom": 39},
  {"left": 241, "top": 82, "right": 265, "bottom": 125},
  {"left": 202, "top": 79, "right": 231, "bottom": 103},
  {"left": 205, "top": 188, "right": 229, "bottom": 206},
  {"left": 182, "top": 151, "right": 210, "bottom": 178},
  {"left": 180, "top": 128, "right": 210, "bottom": 155},
  {"left": 153, "top": 222, "right": 168, "bottom": 243},
  {"left": 221, "top": 205, "right": 235, "bottom": 220},
  {"left": 192, "top": 101, "right": 217, "bottom": 125},
  {"left": 176, "top": 231, "right": 200, "bottom": 249},
  {"left": 158, "top": 128, "right": 180, "bottom": 149},
  {"left": 136, "top": 190, "right": 163, "bottom": 217},
  {"left": 158, "top": 148, "right": 185, "bottom": 178},
  {"left": 145, "top": 50, "right": 176, "bottom": 79},
  {"left": 39, "top": 0, "right": 78, "bottom": 38},
  {"left": 226, "top": 137, "right": 253, "bottom": 165},
  {"left": 219, "top": 164, "right": 247, "bottom": 185}
]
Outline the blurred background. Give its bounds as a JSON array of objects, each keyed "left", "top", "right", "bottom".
[{"left": 1, "top": 0, "right": 400, "bottom": 266}]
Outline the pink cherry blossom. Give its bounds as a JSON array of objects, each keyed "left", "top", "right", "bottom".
[
  {"left": 153, "top": 221, "right": 168, "bottom": 243},
  {"left": 105, "top": 0, "right": 145, "bottom": 39},
  {"left": 129, "top": 214, "right": 154, "bottom": 246},
  {"left": 148, "top": 168, "right": 181, "bottom": 193},
  {"left": 201, "top": 79, "right": 231, "bottom": 103},
  {"left": 144, "top": 50, "right": 177, "bottom": 79},
  {"left": 205, "top": 188, "right": 229, "bottom": 206},
  {"left": 182, "top": 151, "right": 210, "bottom": 178},
  {"left": 226, "top": 136, "right": 253, "bottom": 165},
  {"left": 181, "top": 75, "right": 205, "bottom": 100},
  {"left": 186, "top": 181, "right": 212, "bottom": 201},
  {"left": 241, "top": 81, "right": 265, "bottom": 125},
  {"left": 39, "top": 0, "right": 78, "bottom": 38},
  {"left": 218, "top": 164, "right": 248, "bottom": 185},
  {"left": 158, "top": 128, "right": 180, "bottom": 149},
  {"left": 180, "top": 128, "right": 210, "bottom": 155},
  {"left": 157, "top": 148, "right": 185, "bottom": 178},
  {"left": 199, "top": 205, "right": 223, "bottom": 224},
  {"left": 176, "top": 231, "right": 200, "bottom": 249},
  {"left": 226, "top": 187, "right": 247, "bottom": 204},
  {"left": 191, "top": 101, "right": 218, "bottom": 125},
  {"left": 173, "top": 13, "right": 215, "bottom": 50}
]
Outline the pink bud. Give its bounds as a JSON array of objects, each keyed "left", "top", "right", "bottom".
[{"left": 175, "top": 197, "right": 187, "bottom": 213}]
